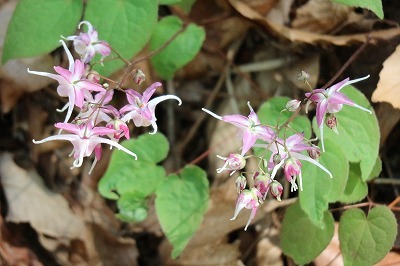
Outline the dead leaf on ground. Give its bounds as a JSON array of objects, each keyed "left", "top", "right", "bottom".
[
  {"left": 291, "top": 0, "right": 352, "bottom": 34},
  {"left": 228, "top": 0, "right": 400, "bottom": 46},
  {"left": 256, "top": 227, "right": 283, "bottom": 266},
  {"left": 160, "top": 241, "right": 241, "bottom": 266},
  {"left": 0, "top": 153, "right": 86, "bottom": 239},
  {"left": 372, "top": 44, "right": 400, "bottom": 109}
]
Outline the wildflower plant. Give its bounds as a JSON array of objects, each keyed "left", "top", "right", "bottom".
[
  {"left": 203, "top": 72, "right": 396, "bottom": 264},
  {"left": 3, "top": 0, "right": 397, "bottom": 264}
]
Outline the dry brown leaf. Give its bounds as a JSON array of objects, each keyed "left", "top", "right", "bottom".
[
  {"left": 0, "top": 153, "right": 86, "bottom": 239},
  {"left": 265, "top": 0, "right": 294, "bottom": 26},
  {"left": 160, "top": 241, "right": 241, "bottom": 266},
  {"left": 291, "top": 0, "right": 352, "bottom": 33},
  {"left": 256, "top": 227, "right": 283, "bottom": 266},
  {"left": 371, "top": 44, "right": 400, "bottom": 109},
  {"left": 228, "top": 0, "right": 400, "bottom": 46},
  {"left": 314, "top": 223, "right": 343, "bottom": 266}
]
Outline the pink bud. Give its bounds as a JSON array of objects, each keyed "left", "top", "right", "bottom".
[
  {"left": 235, "top": 175, "right": 247, "bottom": 193},
  {"left": 267, "top": 180, "right": 283, "bottom": 201},
  {"left": 325, "top": 114, "right": 338, "bottom": 134},
  {"left": 286, "top": 99, "right": 301, "bottom": 112},
  {"left": 133, "top": 69, "right": 146, "bottom": 85},
  {"left": 217, "top": 154, "right": 246, "bottom": 175}
]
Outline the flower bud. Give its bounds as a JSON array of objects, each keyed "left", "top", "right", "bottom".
[
  {"left": 253, "top": 172, "right": 270, "bottom": 195},
  {"left": 298, "top": 70, "right": 310, "bottom": 82},
  {"left": 273, "top": 153, "right": 281, "bottom": 165},
  {"left": 133, "top": 69, "right": 146, "bottom": 85},
  {"left": 286, "top": 99, "right": 301, "bottom": 112},
  {"left": 235, "top": 175, "right": 247, "bottom": 193},
  {"left": 325, "top": 114, "right": 338, "bottom": 134},
  {"left": 217, "top": 154, "right": 246, "bottom": 175},
  {"left": 267, "top": 180, "right": 283, "bottom": 201},
  {"left": 307, "top": 147, "right": 321, "bottom": 160}
]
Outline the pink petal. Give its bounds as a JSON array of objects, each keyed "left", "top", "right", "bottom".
[
  {"left": 142, "top": 82, "right": 162, "bottom": 103},
  {"left": 316, "top": 100, "right": 328, "bottom": 127}
]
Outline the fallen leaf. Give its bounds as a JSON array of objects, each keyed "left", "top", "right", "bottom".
[
  {"left": 228, "top": 0, "right": 400, "bottom": 46},
  {"left": 256, "top": 227, "right": 283, "bottom": 266},
  {"left": 291, "top": 0, "right": 352, "bottom": 33},
  {"left": 371, "top": 44, "right": 400, "bottom": 109},
  {"left": 0, "top": 153, "right": 86, "bottom": 239}
]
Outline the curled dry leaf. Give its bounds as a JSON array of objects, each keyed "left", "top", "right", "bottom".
[
  {"left": 291, "top": 0, "right": 352, "bottom": 34},
  {"left": 0, "top": 153, "right": 86, "bottom": 239},
  {"left": 371, "top": 44, "right": 400, "bottom": 109},
  {"left": 228, "top": 0, "right": 400, "bottom": 45},
  {"left": 256, "top": 227, "right": 283, "bottom": 266}
]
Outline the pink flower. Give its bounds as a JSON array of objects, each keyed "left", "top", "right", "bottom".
[
  {"left": 262, "top": 133, "right": 332, "bottom": 191},
  {"left": 230, "top": 188, "right": 262, "bottom": 231},
  {"left": 32, "top": 122, "right": 137, "bottom": 174},
  {"left": 28, "top": 40, "right": 104, "bottom": 124},
  {"left": 305, "top": 76, "right": 372, "bottom": 151},
  {"left": 65, "top": 21, "right": 111, "bottom": 63},
  {"left": 202, "top": 102, "right": 275, "bottom": 156},
  {"left": 216, "top": 153, "right": 246, "bottom": 175},
  {"left": 253, "top": 172, "right": 270, "bottom": 196},
  {"left": 266, "top": 180, "right": 283, "bottom": 201},
  {"left": 120, "top": 82, "right": 182, "bottom": 134}
]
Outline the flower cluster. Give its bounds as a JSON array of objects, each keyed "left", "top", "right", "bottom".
[
  {"left": 29, "top": 21, "right": 181, "bottom": 174},
  {"left": 203, "top": 74, "right": 371, "bottom": 230}
]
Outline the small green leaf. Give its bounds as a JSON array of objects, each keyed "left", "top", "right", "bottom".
[
  {"left": 331, "top": 0, "right": 384, "bottom": 19},
  {"left": 84, "top": 0, "right": 158, "bottom": 76},
  {"left": 299, "top": 140, "right": 348, "bottom": 227},
  {"left": 2, "top": 0, "right": 83, "bottom": 63},
  {"left": 281, "top": 201, "right": 334, "bottom": 265},
  {"left": 313, "top": 85, "right": 379, "bottom": 181},
  {"left": 155, "top": 165, "right": 209, "bottom": 258},
  {"left": 339, "top": 206, "right": 397, "bottom": 265},
  {"left": 257, "top": 97, "right": 312, "bottom": 139},
  {"left": 339, "top": 163, "right": 368, "bottom": 203},
  {"left": 98, "top": 133, "right": 169, "bottom": 200},
  {"left": 116, "top": 193, "right": 148, "bottom": 222},
  {"left": 150, "top": 16, "right": 205, "bottom": 80}
]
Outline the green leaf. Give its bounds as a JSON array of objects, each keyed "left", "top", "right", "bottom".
[
  {"left": 339, "top": 206, "right": 397, "bottom": 265},
  {"left": 299, "top": 140, "right": 348, "bottom": 227},
  {"left": 155, "top": 165, "right": 209, "bottom": 258},
  {"left": 257, "top": 97, "right": 312, "bottom": 139},
  {"left": 116, "top": 193, "right": 148, "bottom": 222},
  {"left": 366, "top": 156, "right": 382, "bottom": 181},
  {"left": 149, "top": 16, "right": 205, "bottom": 80},
  {"left": 331, "top": 0, "right": 384, "bottom": 19},
  {"left": 339, "top": 163, "right": 368, "bottom": 203},
  {"left": 2, "top": 0, "right": 83, "bottom": 63},
  {"left": 313, "top": 85, "right": 379, "bottom": 181},
  {"left": 98, "top": 133, "right": 169, "bottom": 200},
  {"left": 281, "top": 201, "right": 334, "bottom": 265},
  {"left": 84, "top": 0, "right": 158, "bottom": 76}
]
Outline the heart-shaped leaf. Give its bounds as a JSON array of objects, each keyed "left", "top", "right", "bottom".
[
  {"left": 2, "top": 0, "right": 83, "bottom": 63},
  {"left": 281, "top": 201, "right": 334, "bottom": 265},
  {"left": 155, "top": 165, "right": 209, "bottom": 258},
  {"left": 84, "top": 0, "right": 158, "bottom": 76},
  {"left": 299, "top": 139, "right": 348, "bottom": 227},
  {"left": 339, "top": 205, "right": 397, "bottom": 265}
]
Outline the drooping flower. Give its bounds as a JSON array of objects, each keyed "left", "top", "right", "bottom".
[
  {"left": 230, "top": 188, "right": 262, "bottom": 231},
  {"left": 120, "top": 82, "right": 182, "bottom": 134},
  {"left": 216, "top": 153, "right": 246, "bottom": 175},
  {"left": 65, "top": 21, "right": 111, "bottom": 63},
  {"left": 202, "top": 102, "right": 275, "bottom": 156},
  {"left": 253, "top": 172, "right": 270, "bottom": 196},
  {"left": 32, "top": 122, "right": 137, "bottom": 174},
  {"left": 266, "top": 179, "right": 283, "bottom": 201},
  {"left": 262, "top": 133, "right": 332, "bottom": 191},
  {"left": 235, "top": 175, "right": 247, "bottom": 193},
  {"left": 305, "top": 76, "right": 372, "bottom": 151},
  {"left": 28, "top": 40, "right": 104, "bottom": 124}
]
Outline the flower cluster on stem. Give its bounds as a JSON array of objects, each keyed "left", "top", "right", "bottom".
[
  {"left": 29, "top": 21, "right": 181, "bottom": 174},
  {"left": 202, "top": 72, "right": 371, "bottom": 230}
]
